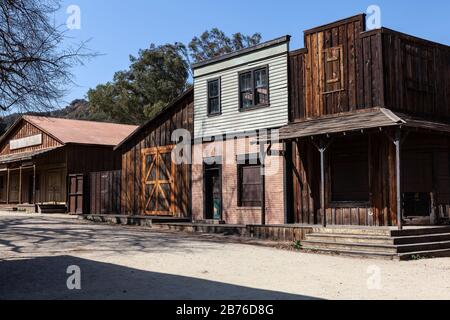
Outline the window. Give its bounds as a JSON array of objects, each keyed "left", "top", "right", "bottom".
[
  {"left": 207, "top": 78, "right": 221, "bottom": 115},
  {"left": 238, "top": 162, "right": 262, "bottom": 207},
  {"left": 330, "top": 136, "right": 369, "bottom": 203},
  {"left": 239, "top": 66, "right": 269, "bottom": 110}
]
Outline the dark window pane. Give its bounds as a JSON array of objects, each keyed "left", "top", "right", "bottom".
[
  {"left": 254, "top": 68, "right": 267, "bottom": 88},
  {"left": 241, "top": 92, "right": 253, "bottom": 108},
  {"left": 209, "top": 97, "right": 220, "bottom": 114},
  {"left": 239, "top": 72, "right": 252, "bottom": 91},
  {"left": 208, "top": 80, "right": 219, "bottom": 97},
  {"left": 255, "top": 87, "right": 268, "bottom": 105}
]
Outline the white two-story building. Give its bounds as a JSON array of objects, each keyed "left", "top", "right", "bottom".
[{"left": 191, "top": 36, "right": 290, "bottom": 225}]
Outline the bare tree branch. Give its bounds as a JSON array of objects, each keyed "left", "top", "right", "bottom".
[{"left": 0, "top": 0, "right": 95, "bottom": 113}]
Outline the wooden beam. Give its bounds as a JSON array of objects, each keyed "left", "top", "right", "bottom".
[
  {"left": 259, "top": 141, "right": 266, "bottom": 225},
  {"left": 311, "top": 137, "right": 334, "bottom": 227},
  {"left": 19, "top": 166, "right": 22, "bottom": 204},
  {"left": 394, "top": 129, "right": 403, "bottom": 230},
  {"left": 6, "top": 168, "right": 9, "bottom": 205},
  {"left": 33, "top": 165, "right": 36, "bottom": 204}
]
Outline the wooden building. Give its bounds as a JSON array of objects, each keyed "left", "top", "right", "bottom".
[
  {"left": 284, "top": 14, "right": 450, "bottom": 228},
  {"left": 113, "top": 88, "right": 194, "bottom": 218},
  {"left": 0, "top": 116, "right": 137, "bottom": 213}
]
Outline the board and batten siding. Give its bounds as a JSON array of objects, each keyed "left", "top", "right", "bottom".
[{"left": 193, "top": 40, "right": 290, "bottom": 139}]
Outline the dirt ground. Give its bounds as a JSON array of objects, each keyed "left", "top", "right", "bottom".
[{"left": 0, "top": 212, "right": 449, "bottom": 300}]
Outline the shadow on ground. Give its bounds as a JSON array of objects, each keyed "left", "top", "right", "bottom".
[
  {"left": 0, "top": 255, "right": 318, "bottom": 300},
  {"left": 0, "top": 216, "right": 244, "bottom": 256}
]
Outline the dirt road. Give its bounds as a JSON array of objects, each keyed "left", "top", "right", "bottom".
[{"left": 1, "top": 212, "right": 449, "bottom": 300}]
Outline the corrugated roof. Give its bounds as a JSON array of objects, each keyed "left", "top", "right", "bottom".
[
  {"left": 23, "top": 116, "right": 138, "bottom": 146},
  {"left": 275, "top": 108, "right": 450, "bottom": 141}
]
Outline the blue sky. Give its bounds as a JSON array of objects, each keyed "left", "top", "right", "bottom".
[{"left": 56, "top": 0, "right": 449, "bottom": 106}]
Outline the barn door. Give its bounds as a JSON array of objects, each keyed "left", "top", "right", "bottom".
[{"left": 142, "top": 146, "right": 175, "bottom": 216}]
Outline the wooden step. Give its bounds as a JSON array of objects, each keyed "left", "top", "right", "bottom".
[
  {"left": 303, "top": 227, "right": 450, "bottom": 260},
  {"left": 302, "top": 247, "right": 398, "bottom": 260},
  {"left": 396, "top": 240, "right": 450, "bottom": 253},
  {"left": 392, "top": 233, "right": 450, "bottom": 245},
  {"left": 312, "top": 226, "right": 391, "bottom": 236},
  {"left": 306, "top": 233, "right": 394, "bottom": 245},
  {"left": 391, "top": 227, "right": 450, "bottom": 237},
  {"left": 302, "top": 240, "right": 398, "bottom": 254},
  {"left": 38, "top": 204, "right": 67, "bottom": 214}
]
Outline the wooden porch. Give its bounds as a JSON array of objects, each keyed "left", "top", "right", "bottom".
[{"left": 277, "top": 108, "right": 450, "bottom": 229}]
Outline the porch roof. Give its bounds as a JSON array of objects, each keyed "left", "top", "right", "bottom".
[
  {"left": 276, "top": 108, "right": 450, "bottom": 141},
  {"left": 0, "top": 147, "right": 62, "bottom": 165}
]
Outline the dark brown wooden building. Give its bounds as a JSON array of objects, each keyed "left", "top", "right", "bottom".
[
  {"left": 284, "top": 14, "right": 450, "bottom": 228},
  {"left": 113, "top": 88, "right": 193, "bottom": 218},
  {"left": 0, "top": 116, "right": 137, "bottom": 213}
]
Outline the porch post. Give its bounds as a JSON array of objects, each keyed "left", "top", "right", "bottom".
[
  {"left": 394, "top": 129, "right": 403, "bottom": 230},
  {"left": 259, "top": 140, "right": 266, "bottom": 225},
  {"left": 319, "top": 145, "right": 326, "bottom": 227},
  {"left": 6, "top": 168, "right": 9, "bottom": 205},
  {"left": 312, "top": 137, "right": 332, "bottom": 227},
  {"left": 33, "top": 165, "right": 36, "bottom": 204},
  {"left": 19, "top": 166, "right": 22, "bottom": 204}
]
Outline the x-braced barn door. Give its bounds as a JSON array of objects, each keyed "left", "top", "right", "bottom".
[{"left": 142, "top": 146, "right": 175, "bottom": 216}]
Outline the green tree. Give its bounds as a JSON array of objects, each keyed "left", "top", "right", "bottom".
[
  {"left": 87, "top": 30, "right": 262, "bottom": 124},
  {"left": 187, "top": 28, "right": 262, "bottom": 63},
  {"left": 88, "top": 44, "right": 189, "bottom": 124}
]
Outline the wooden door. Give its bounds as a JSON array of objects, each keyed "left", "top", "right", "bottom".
[
  {"left": 9, "top": 173, "right": 19, "bottom": 203},
  {"left": 204, "top": 164, "right": 222, "bottom": 220},
  {"left": 0, "top": 175, "right": 6, "bottom": 202},
  {"left": 402, "top": 152, "right": 433, "bottom": 218},
  {"left": 142, "top": 146, "right": 175, "bottom": 216},
  {"left": 68, "top": 174, "right": 84, "bottom": 214},
  {"left": 47, "top": 170, "right": 63, "bottom": 203}
]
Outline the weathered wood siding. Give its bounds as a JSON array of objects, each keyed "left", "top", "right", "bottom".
[
  {"left": 118, "top": 92, "right": 194, "bottom": 217},
  {"left": 291, "top": 14, "right": 378, "bottom": 121},
  {"left": 382, "top": 29, "right": 450, "bottom": 119},
  {"left": 90, "top": 170, "right": 121, "bottom": 215},
  {"left": 289, "top": 15, "right": 450, "bottom": 122},
  {"left": 0, "top": 119, "right": 63, "bottom": 155},
  {"left": 66, "top": 144, "right": 121, "bottom": 175},
  {"left": 194, "top": 41, "right": 289, "bottom": 138}
]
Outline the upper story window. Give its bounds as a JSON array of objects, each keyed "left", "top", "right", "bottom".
[
  {"left": 239, "top": 66, "right": 269, "bottom": 110},
  {"left": 207, "top": 78, "right": 221, "bottom": 115}
]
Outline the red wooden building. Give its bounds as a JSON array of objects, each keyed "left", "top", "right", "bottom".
[{"left": 0, "top": 116, "right": 137, "bottom": 213}]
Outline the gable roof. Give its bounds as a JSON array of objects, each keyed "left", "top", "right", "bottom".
[
  {"left": 191, "top": 35, "right": 291, "bottom": 70},
  {"left": 0, "top": 116, "right": 138, "bottom": 147},
  {"left": 115, "top": 87, "right": 194, "bottom": 150}
]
